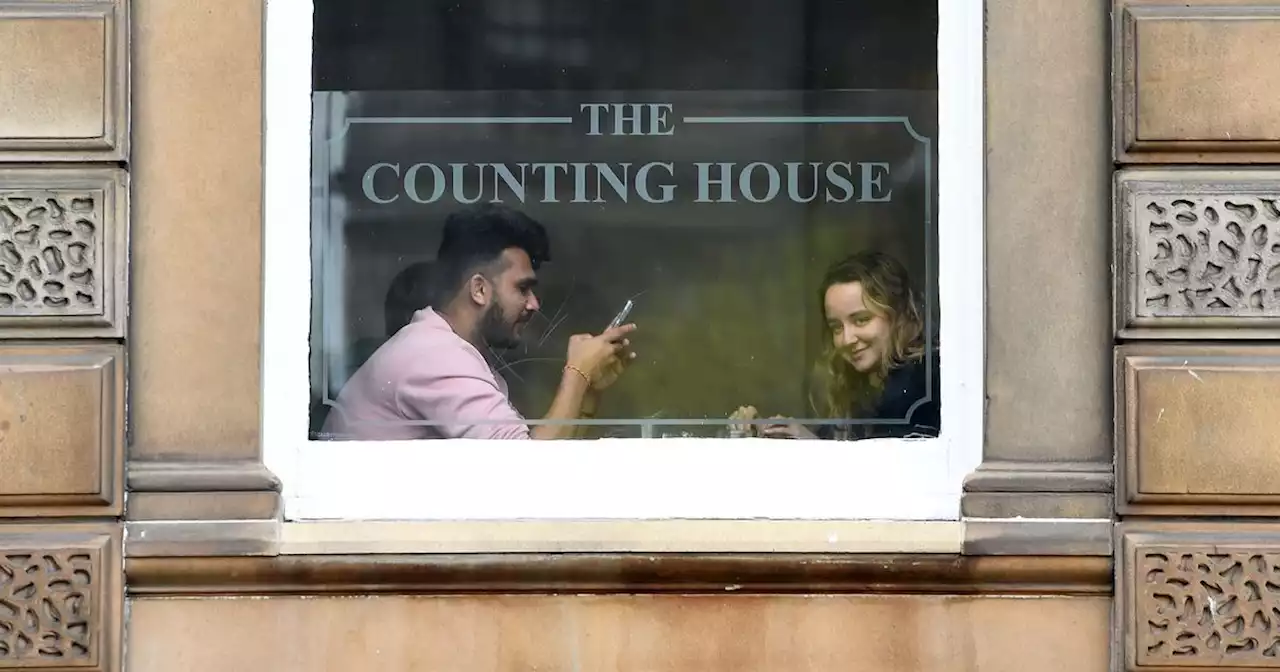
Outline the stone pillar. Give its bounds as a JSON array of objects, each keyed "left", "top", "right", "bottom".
[
  {"left": 123, "top": 0, "right": 279, "bottom": 556},
  {"left": 961, "top": 0, "right": 1115, "bottom": 556}
]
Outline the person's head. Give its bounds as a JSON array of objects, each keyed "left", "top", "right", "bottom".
[
  {"left": 384, "top": 261, "right": 436, "bottom": 337},
  {"left": 812, "top": 251, "right": 925, "bottom": 415},
  {"left": 435, "top": 204, "right": 551, "bottom": 349}
]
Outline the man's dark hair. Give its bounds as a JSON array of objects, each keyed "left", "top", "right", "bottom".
[
  {"left": 384, "top": 261, "right": 435, "bottom": 337},
  {"left": 434, "top": 204, "right": 551, "bottom": 298}
]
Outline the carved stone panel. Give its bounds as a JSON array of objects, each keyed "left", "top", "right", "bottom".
[
  {"left": 0, "top": 343, "right": 124, "bottom": 518},
  {"left": 0, "top": 524, "right": 119, "bottom": 671},
  {"left": 1119, "top": 524, "right": 1280, "bottom": 671},
  {"left": 0, "top": 169, "right": 126, "bottom": 339},
  {"left": 1115, "top": 2, "right": 1280, "bottom": 163},
  {"left": 0, "top": 1, "right": 129, "bottom": 162},
  {"left": 1140, "top": 550, "right": 1280, "bottom": 663},
  {"left": 1116, "top": 170, "right": 1280, "bottom": 339}
]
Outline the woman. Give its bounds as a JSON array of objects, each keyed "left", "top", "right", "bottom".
[{"left": 731, "top": 251, "right": 940, "bottom": 440}]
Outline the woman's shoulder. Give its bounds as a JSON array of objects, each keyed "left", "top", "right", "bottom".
[
  {"left": 891, "top": 346, "right": 940, "bottom": 384},
  {"left": 877, "top": 349, "right": 939, "bottom": 411}
]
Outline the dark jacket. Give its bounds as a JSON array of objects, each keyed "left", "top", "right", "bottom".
[{"left": 816, "top": 350, "right": 941, "bottom": 440}]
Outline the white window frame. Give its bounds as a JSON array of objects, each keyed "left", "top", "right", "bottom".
[{"left": 262, "top": 0, "right": 985, "bottom": 522}]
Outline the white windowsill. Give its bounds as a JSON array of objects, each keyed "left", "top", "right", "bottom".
[
  {"left": 278, "top": 519, "right": 964, "bottom": 555},
  {"left": 284, "top": 436, "right": 962, "bottom": 521}
]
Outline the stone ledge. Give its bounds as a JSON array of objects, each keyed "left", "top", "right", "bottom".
[
  {"left": 125, "top": 552, "right": 1112, "bottom": 597},
  {"left": 963, "top": 518, "right": 1113, "bottom": 556}
]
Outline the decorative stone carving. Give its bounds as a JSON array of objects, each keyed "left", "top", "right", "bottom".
[
  {"left": 1120, "top": 525, "right": 1280, "bottom": 671},
  {"left": 1116, "top": 169, "right": 1280, "bottom": 338},
  {"left": 0, "top": 169, "right": 127, "bottom": 338},
  {"left": 1140, "top": 197, "right": 1280, "bottom": 315},
  {"left": 0, "top": 552, "right": 94, "bottom": 661},
  {"left": 0, "top": 193, "right": 101, "bottom": 315},
  {"left": 1138, "top": 549, "right": 1280, "bottom": 664},
  {"left": 0, "top": 525, "right": 118, "bottom": 672}
]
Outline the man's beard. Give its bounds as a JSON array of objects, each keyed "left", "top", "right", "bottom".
[{"left": 479, "top": 304, "right": 525, "bottom": 351}]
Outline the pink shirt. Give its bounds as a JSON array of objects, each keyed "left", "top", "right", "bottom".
[{"left": 320, "top": 308, "right": 531, "bottom": 440}]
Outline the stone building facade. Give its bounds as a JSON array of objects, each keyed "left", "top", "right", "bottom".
[{"left": 0, "top": 0, "right": 1273, "bottom": 670}]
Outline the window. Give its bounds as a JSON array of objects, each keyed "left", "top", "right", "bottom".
[{"left": 263, "top": 0, "right": 983, "bottom": 521}]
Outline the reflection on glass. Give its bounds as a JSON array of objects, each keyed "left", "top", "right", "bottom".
[{"left": 309, "top": 0, "right": 939, "bottom": 441}]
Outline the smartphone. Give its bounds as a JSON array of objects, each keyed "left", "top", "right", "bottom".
[{"left": 607, "top": 299, "right": 634, "bottom": 330}]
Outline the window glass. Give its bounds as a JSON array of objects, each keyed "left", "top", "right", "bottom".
[{"left": 309, "top": 0, "right": 939, "bottom": 442}]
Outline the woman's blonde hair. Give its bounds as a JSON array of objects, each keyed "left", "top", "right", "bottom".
[{"left": 809, "top": 251, "right": 927, "bottom": 420}]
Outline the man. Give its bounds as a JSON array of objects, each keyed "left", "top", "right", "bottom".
[{"left": 322, "top": 204, "right": 635, "bottom": 440}]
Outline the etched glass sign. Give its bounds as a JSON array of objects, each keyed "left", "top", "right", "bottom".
[{"left": 309, "top": 0, "right": 939, "bottom": 443}]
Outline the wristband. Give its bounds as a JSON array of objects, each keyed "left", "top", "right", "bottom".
[{"left": 564, "top": 363, "right": 591, "bottom": 385}]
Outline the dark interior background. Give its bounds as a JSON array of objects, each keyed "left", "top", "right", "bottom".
[
  {"left": 313, "top": 0, "right": 937, "bottom": 92},
  {"left": 309, "top": 0, "right": 939, "bottom": 438}
]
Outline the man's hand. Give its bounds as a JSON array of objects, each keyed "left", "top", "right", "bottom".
[
  {"left": 566, "top": 323, "right": 636, "bottom": 391},
  {"left": 590, "top": 352, "right": 630, "bottom": 391},
  {"left": 535, "top": 324, "right": 636, "bottom": 441}
]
